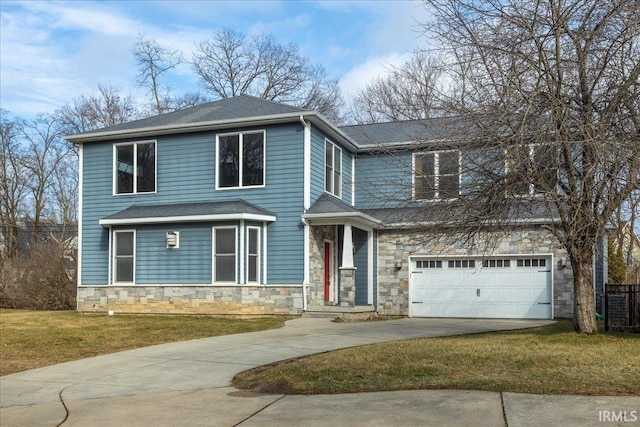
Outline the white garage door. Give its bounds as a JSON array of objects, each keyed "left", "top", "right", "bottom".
[{"left": 410, "top": 257, "right": 552, "bottom": 319}]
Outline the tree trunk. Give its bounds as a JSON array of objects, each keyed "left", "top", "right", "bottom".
[{"left": 572, "top": 258, "right": 598, "bottom": 334}]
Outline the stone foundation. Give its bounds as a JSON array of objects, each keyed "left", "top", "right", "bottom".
[
  {"left": 376, "top": 226, "right": 574, "bottom": 319},
  {"left": 77, "top": 285, "right": 304, "bottom": 316}
]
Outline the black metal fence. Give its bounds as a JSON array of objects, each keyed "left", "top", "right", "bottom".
[{"left": 605, "top": 283, "right": 640, "bottom": 332}]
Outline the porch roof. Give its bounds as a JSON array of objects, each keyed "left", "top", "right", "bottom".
[
  {"left": 304, "top": 194, "right": 381, "bottom": 228},
  {"left": 99, "top": 200, "right": 276, "bottom": 227}
]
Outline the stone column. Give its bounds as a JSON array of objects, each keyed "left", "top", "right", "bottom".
[
  {"left": 339, "top": 266, "right": 357, "bottom": 306},
  {"left": 339, "top": 222, "right": 356, "bottom": 306}
]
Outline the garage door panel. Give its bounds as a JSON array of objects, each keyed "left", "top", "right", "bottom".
[{"left": 410, "top": 257, "right": 552, "bottom": 319}]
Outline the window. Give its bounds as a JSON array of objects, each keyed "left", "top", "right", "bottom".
[
  {"left": 482, "top": 259, "right": 511, "bottom": 268},
  {"left": 115, "top": 142, "right": 156, "bottom": 194},
  {"left": 414, "top": 151, "right": 460, "bottom": 200},
  {"left": 247, "top": 227, "right": 260, "bottom": 283},
  {"left": 217, "top": 131, "right": 265, "bottom": 189},
  {"left": 507, "top": 144, "right": 558, "bottom": 196},
  {"left": 325, "top": 140, "right": 342, "bottom": 197},
  {"left": 416, "top": 260, "right": 443, "bottom": 269},
  {"left": 114, "top": 231, "right": 135, "bottom": 283},
  {"left": 213, "top": 227, "right": 236, "bottom": 282},
  {"left": 516, "top": 258, "right": 547, "bottom": 268},
  {"left": 448, "top": 259, "right": 476, "bottom": 268}
]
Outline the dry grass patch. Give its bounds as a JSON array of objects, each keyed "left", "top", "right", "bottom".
[
  {"left": 0, "top": 310, "right": 287, "bottom": 376},
  {"left": 234, "top": 321, "right": 640, "bottom": 396}
]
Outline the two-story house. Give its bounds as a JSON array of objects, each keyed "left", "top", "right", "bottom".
[{"left": 65, "top": 95, "right": 581, "bottom": 319}]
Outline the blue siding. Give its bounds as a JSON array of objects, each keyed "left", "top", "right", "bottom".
[
  {"left": 353, "top": 227, "right": 369, "bottom": 306},
  {"left": 134, "top": 224, "right": 212, "bottom": 284},
  {"left": 81, "top": 124, "right": 305, "bottom": 286},
  {"left": 309, "top": 125, "right": 353, "bottom": 206},
  {"left": 354, "top": 152, "right": 413, "bottom": 209}
]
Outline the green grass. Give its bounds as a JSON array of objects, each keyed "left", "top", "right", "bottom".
[
  {"left": 234, "top": 321, "right": 640, "bottom": 396},
  {"left": 0, "top": 310, "right": 288, "bottom": 376}
]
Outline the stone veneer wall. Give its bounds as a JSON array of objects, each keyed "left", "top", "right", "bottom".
[
  {"left": 308, "top": 225, "right": 337, "bottom": 304},
  {"left": 77, "top": 285, "right": 303, "bottom": 316},
  {"left": 376, "top": 226, "right": 574, "bottom": 318}
]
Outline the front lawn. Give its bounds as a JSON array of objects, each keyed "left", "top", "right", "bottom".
[
  {"left": 0, "top": 310, "right": 287, "bottom": 376},
  {"left": 234, "top": 321, "right": 640, "bottom": 396}
]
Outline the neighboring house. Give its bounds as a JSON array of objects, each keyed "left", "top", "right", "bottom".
[
  {"left": 65, "top": 95, "right": 578, "bottom": 319},
  {"left": 610, "top": 222, "right": 640, "bottom": 284},
  {"left": 8, "top": 220, "right": 77, "bottom": 258}
]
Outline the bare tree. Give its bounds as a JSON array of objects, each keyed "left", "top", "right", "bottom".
[
  {"left": 133, "top": 33, "right": 184, "bottom": 115},
  {"left": 193, "top": 28, "right": 345, "bottom": 121},
  {"left": 0, "top": 110, "right": 28, "bottom": 259},
  {"left": 350, "top": 50, "right": 443, "bottom": 124},
  {"left": 417, "top": 0, "right": 640, "bottom": 333},
  {"left": 297, "top": 65, "right": 345, "bottom": 124},
  {"left": 20, "top": 115, "right": 68, "bottom": 245},
  {"left": 157, "top": 92, "right": 211, "bottom": 114},
  {"left": 57, "top": 84, "right": 139, "bottom": 136}
]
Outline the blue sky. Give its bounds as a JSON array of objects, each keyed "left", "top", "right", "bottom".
[{"left": 0, "top": 0, "right": 431, "bottom": 119}]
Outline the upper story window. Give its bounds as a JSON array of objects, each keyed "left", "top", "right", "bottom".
[
  {"left": 114, "top": 141, "right": 156, "bottom": 194},
  {"left": 325, "top": 139, "right": 342, "bottom": 198},
  {"left": 217, "top": 131, "right": 265, "bottom": 189},
  {"left": 507, "top": 144, "right": 558, "bottom": 196},
  {"left": 414, "top": 150, "right": 460, "bottom": 200}
]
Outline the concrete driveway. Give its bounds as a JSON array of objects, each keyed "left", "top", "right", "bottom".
[{"left": 1, "top": 317, "right": 637, "bottom": 426}]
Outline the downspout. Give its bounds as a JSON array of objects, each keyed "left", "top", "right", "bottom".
[
  {"left": 77, "top": 143, "right": 83, "bottom": 311},
  {"left": 300, "top": 115, "right": 311, "bottom": 311},
  {"left": 302, "top": 216, "right": 310, "bottom": 312}
]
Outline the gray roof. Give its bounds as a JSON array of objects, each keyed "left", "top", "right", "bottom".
[
  {"left": 339, "top": 116, "right": 470, "bottom": 147},
  {"left": 70, "top": 95, "right": 310, "bottom": 139},
  {"left": 361, "top": 199, "right": 559, "bottom": 228},
  {"left": 306, "top": 194, "right": 361, "bottom": 215},
  {"left": 100, "top": 200, "right": 276, "bottom": 225}
]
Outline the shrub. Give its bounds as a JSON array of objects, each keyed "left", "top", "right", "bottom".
[{"left": 0, "top": 244, "right": 75, "bottom": 310}]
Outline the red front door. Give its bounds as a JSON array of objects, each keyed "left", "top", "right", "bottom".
[{"left": 324, "top": 242, "right": 332, "bottom": 301}]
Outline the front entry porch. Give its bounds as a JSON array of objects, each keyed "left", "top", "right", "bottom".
[{"left": 305, "top": 220, "right": 377, "bottom": 317}]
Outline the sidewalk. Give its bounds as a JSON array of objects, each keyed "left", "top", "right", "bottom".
[{"left": 1, "top": 317, "right": 638, "bottom": 426}]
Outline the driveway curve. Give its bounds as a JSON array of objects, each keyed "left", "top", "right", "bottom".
[{"left": 2, "top": 317, "right": 636, "bottom": 427}]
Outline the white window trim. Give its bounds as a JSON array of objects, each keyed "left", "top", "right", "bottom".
[
  {"left": 324, "top": 139, "right": 342, "bottom": 198},
  {"left": 246, "top": 226, "right": 261, "bottom": 284},
  {"left": 212, "top": 226, "right": 238, "bottom": 284},
  {"left": 262, "top": 221, "right": 268, "bottom": 285},
  {"left": 215, "top": 130, "right": 266, "bottom": 190},
  {"left": 113, "top": 140, "right": 157, "bottom": 195},
  {"left": 413, "top": 150, "right": 461, "bottom": 201},
  {"left": 113, "top": 229, "right": 136, "bottom": 284}
]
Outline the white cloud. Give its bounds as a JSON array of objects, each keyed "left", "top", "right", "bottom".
[
  {"left": 339, "top": 52, "right": 411, "bottom": 103},
  {"left": 0, "top": 0, "right": 435, "bottom": 118}
]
